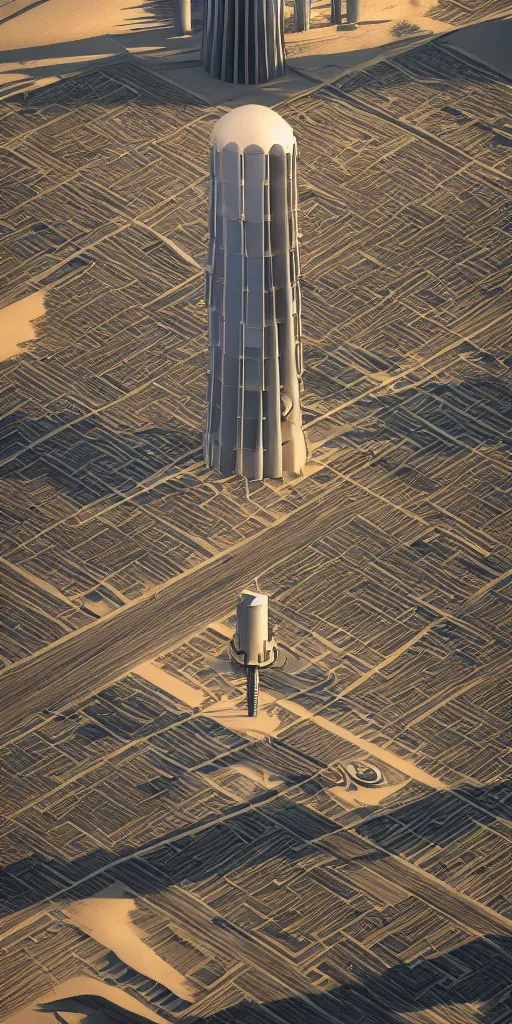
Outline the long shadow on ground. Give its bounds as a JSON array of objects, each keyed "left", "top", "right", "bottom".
[
  {"left": 1, "top": 780, "right": 511, "bottom": 1023},
  {"left": 39, "top": 933, "right": 512, "bottom": 1024}
]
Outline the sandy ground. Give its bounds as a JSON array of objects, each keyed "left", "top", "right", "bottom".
[
  {"left": 1, "top": 0, "right": 509, "bottom": 97},
  {"left": 277, "top": 697, "right": 448, "bottom": 790},
  {"left": 229, "top": 764, "right": 285, "bottom": 788},
  {"left": 0, "top": 0, "right": 453, "bottom": 96},
  {"left": 208, "top": 619, "right": 234, "bottom": 639},
  {"left": 0, "top": 0, "right": 164, "bottom": 93},
  {"left": 207, "top": 762, "right": 286, "bottom": 800},
  {"left": 134, "top": 659, "right": 206, "bottom": 707},
  {"left": 134, "top": 656, "right": 282, "bottom": 735},
  {"left": 286, "top": 0, "right": 455, "bottom": 43},
  {"left": 330, "top": 779, "right": 408, "bottom": 807},
  {"left": 3, "top": 976, "right": 167, "bottom": 1024},
  {"left": 0, "top": 0, "right": 151, "bottom": 47},
  {"left": 64, "top": 882, "right": 201, "bottom": 1003},
  {"left": 0, "top": 290, "right": 46, "bottom": 362},
  {"left": 203, "top": 694, "right": 282, "bottom": 738},
  {"left": 283, "top": 0, "right": 456, "bottom": 77}
]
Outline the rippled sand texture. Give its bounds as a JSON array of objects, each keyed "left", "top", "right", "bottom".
[
  {"left": 64, "top": 883, "right": 201, "bottom": 1003},
  {"left": 3, "top": 975, "right": 167, "bottom": 1024}
]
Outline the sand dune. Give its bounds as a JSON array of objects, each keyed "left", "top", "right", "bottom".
[
  {"left": 64, "top": 882, "right": 200, "bottom": 1003},
  {"left": 3, "top": 974, "right": 167, "bottom": 1024},
  {"left": 0, "top": 290, "right": 46, "bottom": 361}
]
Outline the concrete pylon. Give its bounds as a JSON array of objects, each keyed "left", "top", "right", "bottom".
[
  {"left": 204, "top": 106, "right": 308, "bottom": 482},
  {"left": 201, "top": 0, "right": 286, "bottom": 84},
  {"left": 331, "top": 0, "right": 342, "bottom": 23},
  {"left": 295, "top": 0, "right": 311, "bottom": 31},
  {"left": 175, "top": 0, "right": 192, "bottom": 34}
]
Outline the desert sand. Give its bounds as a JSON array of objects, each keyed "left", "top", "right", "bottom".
[
  {"left": 64, "top": 882, "right": 200, "bottom": 1003},
  {"left": 203, "top": 694, "right": 282, "bottom": 738},
  {"left": 0, "top": 0, "right": 198, "bottom": 94},
  {"left": 134, "top": 660, "right": 206, "bottom": 707},
  {"left": 0, "top": 0, "right": 463, "bottom": 97},
  {"left": 228, "top": 763, "right": 285, "bottom": 788},
  {"left": 2, "top": 975, "right": 167, "bottom": 1024},
  {"left": 286, "top": 0, "right": 454, "bottom": 42},
  {"left": 0, "top": 0, "right": 150, "bottom": 48},
  {"left": 0, "top": 290, "right": 46, "bottom": 361},
  {"left": 208, "top": 619, "right": 234, "bottom": 639},
  {"left": 208, "top": 762, "right": 286, "bottom": 800},
  {"left": 277, "top": 697, "right": 448, "bottom": 790},
  {"left": 1, "top": 0, "right": 508, "bottom": 97},
  {"left": 330, "top": 780, "right": 408, "bottom": 807}
]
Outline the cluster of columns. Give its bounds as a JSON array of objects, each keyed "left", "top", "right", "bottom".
[
  {"left": 199, "top": 1, "right": 362, "bottom": 86},
  {"left": 295, "top": 0, "right": 362, "bottom": 29}
]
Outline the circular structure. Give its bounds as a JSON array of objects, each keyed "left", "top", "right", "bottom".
[
  {"left": 229, "top": 591, "right": 278, "bottom": 718},
  {"left": 212, "top": 104, "right": 295, "bottom": 154},
  {"left": 346, "top": 762, "right": 384, "bottom": 787},
  {"left": 229, "top": 642, "right": 278, "bottom": 670}
]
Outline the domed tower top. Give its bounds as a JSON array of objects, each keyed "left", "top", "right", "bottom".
[{"left": 212, "top": 104, "right": 295, "bottom": 154}]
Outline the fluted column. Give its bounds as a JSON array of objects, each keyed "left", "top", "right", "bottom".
[
  {"left": 201, "top": 0, "right": 286, "bottom": 85},
  {"left": 204, "top": 106, "right": 307, "bottom": 482}
]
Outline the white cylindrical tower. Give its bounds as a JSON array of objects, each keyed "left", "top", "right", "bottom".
[
  {"left": 237, "top": 592, "right": 271, "bottom": 665},
  {"left": 204, "top": 105, "right": 307, "bottom": 482},
  {"left": 230, "top": 590, "right": 278, "bottom": 717}
]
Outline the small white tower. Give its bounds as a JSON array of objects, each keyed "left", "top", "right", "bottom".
[{"left": 230, "top": 591, "right": 278, "bottom": 716}]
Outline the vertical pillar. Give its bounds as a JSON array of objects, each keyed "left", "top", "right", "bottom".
[
  {"left": 295, "top": 0, "right": 310, "bottom": 32},
  {"left": 175, "top": 0, "right": 192, "bottom": 35},
  {"left": 331, "top": 0, "right": 342, "bottom": 23},
  {"left": 229, "top": 591, "right": 278, "bottom": 718},
  {"left": 201, "top": 0, "right": 286, "bottom": 84},
  {"left": 346, "top": 0, "right": 362, "bottom": 24},
  {"left": 204, "top": 106, "right": 307, "bottom": 482}
]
